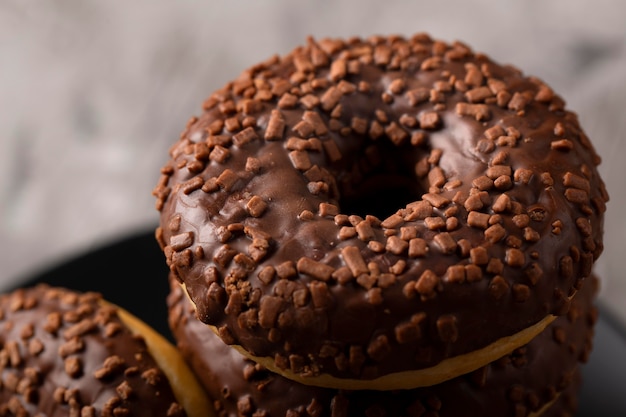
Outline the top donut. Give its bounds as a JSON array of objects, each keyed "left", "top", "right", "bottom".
[{"left": 153, "top": 33, "right": 608, "bottom": 390}]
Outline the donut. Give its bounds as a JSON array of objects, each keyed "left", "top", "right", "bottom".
[
  {"left": 0, "top": 284, "right": 212, "bottom": 417},
  {"left": 539, "top": 370, "right": 582, "bottom": 417},
  {"left": 153, "top": 33, "right": 608, "bottom": 389},
  {"left": 167, "top": 273, "right": 597, "bottom": 417}
]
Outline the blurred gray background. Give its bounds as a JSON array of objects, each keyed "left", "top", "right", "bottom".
[{"left": 1, "top": 1, "right": 625, "bottom": 325}]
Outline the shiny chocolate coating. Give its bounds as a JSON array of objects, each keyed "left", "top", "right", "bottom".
[
  {"left": 541, "top": 369, "right": 582, "bottom": 417},
  {"left": 0, "top": 285, "right": 185, "bottom": 417},
  {"left": 154, "top": 34, "right": 608, "bottom": 386},
  {"left": 167, "top": 275, "right": 597, "bottom": 417}
]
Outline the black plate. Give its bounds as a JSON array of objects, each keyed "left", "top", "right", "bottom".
[{"left": 13, "top": 229, "right": 626, "bottom": 416}]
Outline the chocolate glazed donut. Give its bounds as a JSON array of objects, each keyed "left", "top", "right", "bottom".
[
  {"left": 167, "top": 274, "right": 597, "bottom": 417},
  {"left": 153, "top": 34, "right": 608, "bottom": 389},
  {"left": 0, "top": 285, "right": 212, "bottom": 417}
]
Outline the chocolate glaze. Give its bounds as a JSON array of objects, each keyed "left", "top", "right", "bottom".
[
  {"left": 0, "top": 285, "right": 185, "bottom": 417},
  {"left": 154, "top": 34, "right": 608, "bottom": 384},
  {"left": 541, "top": 370, "right": 582, "bottom": 417},
  {"left": 167, "top": 274, "right": 597, "bottom": 417}
]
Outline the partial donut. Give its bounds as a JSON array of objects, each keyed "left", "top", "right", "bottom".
[
  {"left": 153, "top": 34, "right": 608, "bottom": 389},
  {"left": 167, "top": 274, "right": 598, "bottom": 417},
  {"left": 0, "top": 284, "right": 212, "bottom": 417}
]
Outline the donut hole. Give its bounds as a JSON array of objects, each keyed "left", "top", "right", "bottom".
[
  {"left": 338, "top": 143, "right": 424, "bottom": 220},
  {"left": 340, "top": 176, "right": 421, "bottom": 220}
]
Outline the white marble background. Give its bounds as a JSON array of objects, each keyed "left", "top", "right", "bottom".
[{"left": 1, "top": 1, "right": 625, "bottom": 323}]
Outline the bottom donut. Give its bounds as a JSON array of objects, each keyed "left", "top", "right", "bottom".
[
  {"left": 0, "top": 284, "right": 212, "bottom": 417},
  {"left": 541, "top": 369, "right": 582, "bottom": 417},
  {"left": 167, "top": 274, "right": 598, "bottom": 417}
]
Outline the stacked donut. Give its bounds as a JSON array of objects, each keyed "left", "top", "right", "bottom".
[
  {"left": 152, "top": 33, "right": 608, "bottom": 416},
  {"left": 0, "top": 284, "right": 213, "bottom": 417},
  {"left": 168, "top": 272, "right": 597, "bottom": 417}
]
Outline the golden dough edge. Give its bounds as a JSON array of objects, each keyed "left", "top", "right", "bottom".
[
  {"left": 209, "top": 313, "right": 557, "bottom": 390},
  {"left": 182, "top": 282, "right": 559, "bottom": 390}
]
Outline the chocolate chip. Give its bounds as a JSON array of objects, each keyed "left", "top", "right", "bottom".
[
  {"left": 465, "top": 86, "right": 493, "bottom": 103},
  {"left": 421, "top": 56, "right": 442, "bottom": 70},
  {"left": 484, "top": 224, "right": 506, "bottom": 243},
  {"left": 258, "top": 296, "right": 284, "bottom": 329},
  {"left": 59, "top": 337, "right": 85, "bottom": 358},
  {"left": 19, "top": 323, "right": 34, "bottom": 340},
  {"left": 356, "top": 273, "right": 377, "bottom": 290},
  {"left": 141, "top": 367, "right": 162, "bottom": 386},
  {"left": 464, "top": 63, "right": 484, "bottom": 86},
  {"left": 246, "top": 196, "right": 268, "bottom": 218},
  {"left": 563, "top": 172, "right": 590, "bottom": 192},
  {"left": 436, "top": 315, "right": 458, "bottom": 343},
  {"left": 389, "top": 78, "right": 406, "bottom": 94},
  {"left": 341, "top": 246, "right": 368, "bottom": 277},
  {"left": 564, "top": 188, "right": 589, "bottom": 204},
  {"left": 366, "top": 288, "right": 383, "bottom": 305},
  {"left": 233, "top": 126, "right": 258, "bottom": 147},
  {"left": 415, "top": 269, "right": 439, "bottom": 298},
  {"left": 506, "top": 248, "right": 525, "bottom": 268},
  {"left": 433, "top": 232, "right": 457, "bottom": 254},
  {"left": 575, "top": 217, "right": 592, "bottom": 237},
  {"left": 465, "top": 264, "right": 483, "bottom": 282},
  {"left": 559, "top": 256, "right": 574, "bottom": 279},
  {"left": 384, "top": 122, "right": 408, "bottom": 145},
  {"left": 456, "top": 102, "right": 491, "bottom": 121},
  {"left": 507, "top": 92, "right": 529, "bottom": 112},
  {"left": 425, "top": 216, "right": 446, "bottom": 230},
  {"left": 216, "top": 169, "right": 239, "bottom": 191},
  {"left": 488, "top": 194, "right": 508, "bottom": 213},
  {"left": 422, "top": 193, "right": 450, "bottom": 208},
  {"left": 405, "top": 87, "right": 430, "bottom": 106},
  {"left": 348, "top": 345, "right": 366, "bottom": 375},
  {"left": 514, "top": 168, "right": 533, "bottom": 184},
  {"left": 536, "top": 85, "right": 555, "bottom": 102},
  {"left": 322, "top": 139, "right": 342, "bottom": 162},
  {"left": 94, "top": 355, "right": 126, "bottom": 380},
  {"left": 522, "top": 263, "right": 542, "bottom": 286},
  {"left": 470, "top": 246, "right": 489, "bottom": 265},
  {"left": 28, "top": 338, "right": 44, "bottom": 356},
  {"left": 320, "top": 86, "right": 343, "bottom": 111},
  {"left": 551, "top": 139, "right": 574, "bottom": 151},
  {"left": 408, "top": 238, "right": 428, "bottom": 258},
  {"left": 329, "top": 59, "right": 347, "bottom": 81},
  {"left": 63, "top": 318, "right": 96, "bottom": 340},
  {"left": 62, "top": 356, "right": 82, "bottom": 378},
  {"left": 419, "top": 111, "right": 441, "bottom": 129},
  {"left": 263, "top": 110, "right": 286, "bottom": 141},
  {"left": 288, "top": 150, "right": 312, "bottom": 171},
  {"left": 386, "top": 236, "right": 409, "bottom": 255},
  {"left": 297, "top": 257, "right": 335, "bottom": 281},
  {"left": 489, "top": 276, "right": 509, "bottom": 300},
  {"left": 512, "top": 284, "right": 530, "bottom": 302},
  {"left": 367, "top": 334, "right": 391, "bottom": 361},
  {"left": 169, "top": 232, "right": 194, "bottom": 252},
  {"left": 472, "top": 175, "right": 494, "bottom": 191},
  {"left": 468, "top": 211, "right": 490, "bottom": 229},
  {"left": 443, "top": 265, "right": 465, "bottom": 284},
  {"left": 464, "top": 194, "right": 483, "bottom": 211},
  {"left": 428, "top": 167, "right": 446, "bottom": 188},
  {"left": 381, "top": 213, "right": 404, "bottom": 229},
  {"left": 405, "top": 201, "right": 433, "bottom": 221}
]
